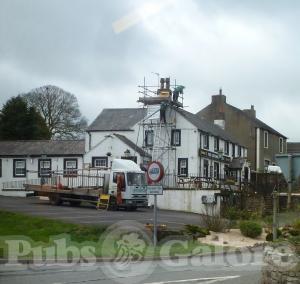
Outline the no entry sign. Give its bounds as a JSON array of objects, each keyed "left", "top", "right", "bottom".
[{"left": 147, "top": 161, "right": 164, "bottom": 183}]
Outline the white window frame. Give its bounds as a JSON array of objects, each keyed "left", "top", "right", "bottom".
[
  {"left": 203, "top": 134, "right": 209, "bottom": 149},
  {"left": 279, "top": 137, "right": 283, "bottom": 153},
  {"left": 214, "top": 137, "right": 219, "bottom": 152},
  {"left": 203, "top": 159, "right": 209, "bottom": 178},
  {"left": 39, "top": 159, "right": 51, "bottom": 177},
  {"left": 93, "top": 157, "right": 107, "bottom": 168},
  {"left": 224, "top": 141, "right": 229, "bottom": 155},
  {"left": 264, "top": 131, "right": 269, "bottom": 149},
  {"left": 178, "top": 158, "right": 188, "bottom": 177},
  {"left": 14, "top": 159, "right": 26, "bottom": 177},
  {"left": 145, "top": 130, "right": 154, "bottom": 146},
  {"left": 172, "top": 129, "right": 181, "bottom": 146}
]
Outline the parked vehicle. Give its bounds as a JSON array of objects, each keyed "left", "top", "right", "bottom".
[{"left": 25, "top": 159, "right": 148, "bottom": 210}]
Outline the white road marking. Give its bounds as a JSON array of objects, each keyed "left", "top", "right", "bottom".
[{"left": 143, "top": 275, "right": 240, "bottom": 284}]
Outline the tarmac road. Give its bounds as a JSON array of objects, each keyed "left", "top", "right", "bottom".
[
  {"left": 0, "top": 249, "right": 263, "bottom": 284},
  {"left": 0, "top": 196, "right": 204, "bottom": 229}
]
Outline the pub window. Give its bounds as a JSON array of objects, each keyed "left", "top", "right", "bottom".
[
  {"left": 264, "top": 131, "right": 269, "bottom": 148},
  {"left": 13, "top": 159, "right": 26, "bottom": 178},
  {"left": 214, "top": 162, "right": 220, "bottom": 180},
  {"left": 203, "top": 159, "right": 209, "bottom": 178},
  {"left": 203, "top": 134, "right": 209, "bottom": 149},
  {"left": 238, "top": 146, "right": 242, "bottom": 157},
  {"left": 64, "top": 159, "right": 78, "bottom": 176},
  {"left": 232, "top": 144, "right": 236, "bottom": 157},
  {"left": 214, "top": 137, "right": 219, "bottom": 151},
  {"left": 38, "top": 159, "right": 52, "bottom": 177},
  {"left": 225, "top": 141, "right": 229, "bottom": 155},
  {"left": 92, "top": 157, "right": 108, "bottom": 168},
  {"left": 0, "top": 159, "right": 2, "bottom": 177},
  {"left": 171, "top": 129, "right": 181, "bottom": 146},
  {"left": 178, "top": 158, "right": 188, "bottom": 177},
  {"left": 145, "top": 130, "right": 154, "bottom": 147},
  {"left": 279, "top": 137, "right": 283, "bottom": 153}
]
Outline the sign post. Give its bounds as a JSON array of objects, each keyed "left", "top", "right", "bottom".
[{"left": 147, "top": 161, "right": 164, "bottom": 247}]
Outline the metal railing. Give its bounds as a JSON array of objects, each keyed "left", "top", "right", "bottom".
[
  {"left": 2, "top": 169, "right": 105, "bottom": 191},
  {"left": 161, "top": 173, "right": 240, "bottom": 190}
]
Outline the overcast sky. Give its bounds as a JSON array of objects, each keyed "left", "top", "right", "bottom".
[{"left": 0, "top": 0, "right": 299, "bottom": 141}]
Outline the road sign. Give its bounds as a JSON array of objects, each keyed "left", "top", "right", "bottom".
[
  {"left": 147, "top": 161, "right": 164, "bottom": 183},
  {"left": 147, "top": 185, "right": 163, "bottom": 195}
]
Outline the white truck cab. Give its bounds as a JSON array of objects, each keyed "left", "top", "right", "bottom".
[{"left": 108, "top": 159, "right": 148, "bottom": 209}]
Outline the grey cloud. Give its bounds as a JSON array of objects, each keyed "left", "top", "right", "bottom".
[{"left": 0, "top": 0, "right": 300, "bottom": 141}]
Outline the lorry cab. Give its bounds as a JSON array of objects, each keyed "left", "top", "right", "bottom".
[{"left": 108, "top": 159, "right": 148, "bottom": 209}]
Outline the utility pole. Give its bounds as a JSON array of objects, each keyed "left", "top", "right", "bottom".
[
  {"left": 287, "top": 154, "right": 292, "bottom": 210},
  {"left": 272, "top": 190, "right": 278, "bottom": 241}
]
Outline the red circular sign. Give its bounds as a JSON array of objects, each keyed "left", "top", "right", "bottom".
[{"left": 147, "top": 161, "right": 164, "bottom": 183}]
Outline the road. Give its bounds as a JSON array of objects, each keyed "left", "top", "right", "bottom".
[
  {"left": 0, "top": 196, "right": 204, "bottom": 229},
  {"left": 0, "top": 250, "right": 263, "bottom": 284}
]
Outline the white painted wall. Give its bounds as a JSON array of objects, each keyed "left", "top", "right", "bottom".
[
  {"left": 0, "top": 156, "right": 83, "bottom": 190},
  {"left": 84, "top": 135, "right": 144, "bottom": 167},
  {"left": 148, "top": 189, "right": 221, "bottom": 215}
]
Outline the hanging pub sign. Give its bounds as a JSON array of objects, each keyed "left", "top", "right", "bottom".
[{"left": 147, "top": 161, "right": 164, "bottom": 183}]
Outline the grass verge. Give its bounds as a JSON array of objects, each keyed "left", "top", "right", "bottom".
[{"left": 0, "top": 210, "right": 220, "bottom": 260}]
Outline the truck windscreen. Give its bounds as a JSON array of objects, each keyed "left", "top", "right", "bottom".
[{"left": 127, "top": 173, "right": 146, "bottom": 186}]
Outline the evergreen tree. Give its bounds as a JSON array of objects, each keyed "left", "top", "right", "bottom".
[{"left": 0, "top": 96, "right": 51, "bottom": 140}]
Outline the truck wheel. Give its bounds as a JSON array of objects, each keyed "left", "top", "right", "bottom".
[
  {"left": 49, "top": 195, "right": 62, "bottom": 206},
  {"left": 69, "top": 200, "right": 81, "bottom": 207}
]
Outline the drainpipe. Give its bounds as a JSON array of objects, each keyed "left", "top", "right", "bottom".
[{"left": 256, "top": 128, "right": 260, "bottom": 171}]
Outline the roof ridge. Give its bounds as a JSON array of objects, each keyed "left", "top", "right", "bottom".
[{"left": 225, "top": 103, "right": 286, "bottom": 138}]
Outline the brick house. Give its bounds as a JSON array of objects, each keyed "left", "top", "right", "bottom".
[{"left": 197, "top": 90, "right": 287, "bottom": 172}]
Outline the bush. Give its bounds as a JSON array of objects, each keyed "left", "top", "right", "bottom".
[
  {"left": 265, "top": 229, "right": 282, "bottom": 242},
  {"left": 184, "top": 224, "right": 210, "bottom": 239},
  {"left": 292, "top": 219, "right": 300, "bottom": 232},
  {"left": 239, "top": 221, "right": 262, "bottom": 238},
  {"left": 224, "top": 207, "right": 258, "bottom": 221}
]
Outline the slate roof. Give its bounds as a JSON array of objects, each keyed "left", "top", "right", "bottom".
[
  {"left": 0, "top": 140, "right": 85, "bottom": 157},
  {"left": 88, "top": 107, "right": 243, "bottom": 146},
  {"left": 113, "top": 133, "right": 151, "bottom": 158},
  {"left": 88, "top": 108, "right": 147, "bottom": 131},
  {"left": 177, "top": 108, "right": 241, "bottom": 145},
  {"left": 287, "top": 142, "right": 300, "bottom": 154}
]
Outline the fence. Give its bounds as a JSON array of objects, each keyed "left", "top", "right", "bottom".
[
  {"left": 161, "top": 173, "right": 239, "bottom": 190},
  {"left": 2, "top": 170, "right": 105, "bottom": 191}
]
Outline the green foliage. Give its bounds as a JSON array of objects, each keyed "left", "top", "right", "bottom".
[
  {"left": 184, "top": 224, "right": 210, "bottom": 239},
  {"left": 239, "top": 221, "right": 262, "bottom": 238},
  {"left": 265, "top": 229, "right": 282, "bottom": 241},
  {"left": 0, "top": 210, "right": 105, "bottom": 243},
  {"left": 224, "top": 207, "right": 258, "bottom": 221},
  {"left": 0, "top": 96, "right": 50, "bottom": 140},
  {"left": 292, "top": 219, "right": 300, "bottom": 232}
]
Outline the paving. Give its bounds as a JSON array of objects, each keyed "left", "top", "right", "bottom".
[{"left": 0, "top": 196, "right": 204, "bottom": 229}]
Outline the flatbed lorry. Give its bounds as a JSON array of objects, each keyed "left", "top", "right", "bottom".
[{"left": 25, "top": 159, "right": 148, "bottom": 210}]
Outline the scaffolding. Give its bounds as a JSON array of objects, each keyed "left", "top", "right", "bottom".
[{"left": 137, "top": 77, "right": 185, "bottom": 187}]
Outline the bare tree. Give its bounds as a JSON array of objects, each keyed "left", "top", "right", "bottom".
[{"left": 23, "top": 85, "right": 87, "bottom": 139}]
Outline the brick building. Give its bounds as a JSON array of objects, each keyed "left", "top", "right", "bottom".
[{"left": 197, "top": 90, "right": 287, "bottom": 172}]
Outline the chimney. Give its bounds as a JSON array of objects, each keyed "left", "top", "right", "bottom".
[
  {"left": 212, "top": 89, "right": 226, "bottom": 130},
  {"left": 243, "top": 105, "right": 256, "bottom": 118},
  {"left": 211, "top": 89, "right": 226, "bottom": 105}
]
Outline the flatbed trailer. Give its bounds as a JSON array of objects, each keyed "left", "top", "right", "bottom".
[{"left": 24, "top": 184, "right": 103, "bottom": 206}]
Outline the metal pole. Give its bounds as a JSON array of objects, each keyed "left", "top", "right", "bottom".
[
  {"left": 153, "top": 194, "right": 157, "bottom": 247},
  {"left": 273, "top": 190, "right": 278, "bottom": 241},
  {"left": 287, "top": 154, "right": 292, "bottom": 210}
]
